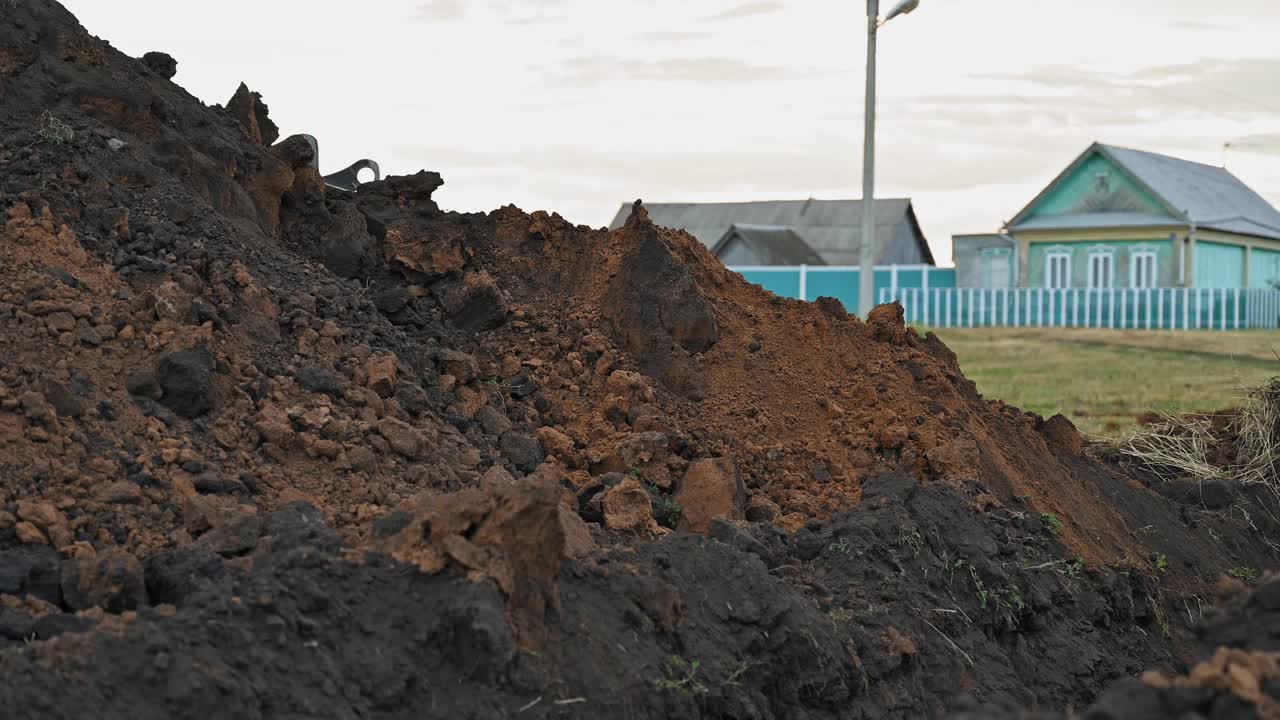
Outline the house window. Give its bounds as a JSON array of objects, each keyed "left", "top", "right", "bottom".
[
  {"left": 1131, "top": 251, "right": 1157, "bottom": 289},
  {"left": 1045, "top": 252, "right": 1071, "bottom": 288},
  {"left": 1088, "top": 252, "right": 1114, "bottom": 288}
]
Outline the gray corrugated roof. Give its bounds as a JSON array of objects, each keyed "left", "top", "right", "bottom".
[
  {"left": 712, "top": 224, "right": 827, "bottom": 266},
  {"left": 1012, "top": 211, "right": 1183, "bottom": 232},
  {"left": 1011, "top": 143, "right": 1280, "bottom": 240},
  {"left": 608, "top": 198, "right": 932, "bottom": 265}
]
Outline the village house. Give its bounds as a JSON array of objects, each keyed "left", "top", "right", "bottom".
[
  {"left": 954, "top": 143, "right": 1280, "bottom": 290},
  {"left": 609, "top": 198, "right": 935, "bottom": 267}
]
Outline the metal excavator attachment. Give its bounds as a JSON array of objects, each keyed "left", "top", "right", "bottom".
[{"left": 295, "top": 134, "right": 382, "bottom": 192}]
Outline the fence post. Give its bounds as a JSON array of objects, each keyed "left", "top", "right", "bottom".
[
  {"left": 1182, "top": 288, "right": 1189, "bottom": 330},
  {"left": 926, "top": 267, "right": 936, "bottom": 326},
  {"left": 944, "top": 289, "right": 951, "bottom": 328},
  {"left": 799, "top": 264, "right": 808, "bottom": 302},
  {"left": 890, "top": 265, "right": 899, "bottom": 303},
  {"left": 1119, "top": 288, "right": 1127, "bottom": 329}
]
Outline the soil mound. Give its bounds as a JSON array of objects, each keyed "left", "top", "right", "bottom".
[{"left": 1, "top": 2, "right": 1279, "bottom": 717}]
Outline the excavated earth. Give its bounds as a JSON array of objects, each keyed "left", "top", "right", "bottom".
[{"left": 2, "top": 2, "right": 1280, "bottom": 718}]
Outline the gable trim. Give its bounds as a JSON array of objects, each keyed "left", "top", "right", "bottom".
[{"left": 1007, "top": 143, "right": 1188, "bottom": 228}]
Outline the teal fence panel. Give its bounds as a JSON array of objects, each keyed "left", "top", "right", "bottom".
[
  {"left": 880, "top": 287, "right": 1280, "bottom": 330},
  {"left": 805, "top": 270, "right": 859, "bottom": 312},
  {"left": 736, "top": 270, "right": 800, "bottom": 299},
  {"left": 727, "top": 264, "right": 958, "bottom": 316}
]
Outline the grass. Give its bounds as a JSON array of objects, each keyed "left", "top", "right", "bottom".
[{"left": 925, "top": 327, "right": 1280, "bottom": 437}]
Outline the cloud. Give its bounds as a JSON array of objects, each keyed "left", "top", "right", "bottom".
[
  {"left": 1226, "top": 133, "right": 1280, "bottom": 156},
  {"left": 415, "top": 0, "right": 465, "bottom": 21},
  {"left": 415, "top": 0, "right": 565, "bottom": 24},
  {"left": 954, "top": 58, "right": 1280, "bottom": 126},
  {"left": 635, "top": 31, "right": 711, "bottom": 44},
  {"left": 549, "top": 55, "right": 790, "bottom": 86},
  {"left": 704, "top": 1, "right": 784, "bottom": 21}
]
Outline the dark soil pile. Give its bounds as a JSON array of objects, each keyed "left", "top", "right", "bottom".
[{"left": 2, "top": 2, "right": 1280, "bottom": 718}]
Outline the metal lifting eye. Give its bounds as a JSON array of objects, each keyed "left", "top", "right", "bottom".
[
  {"left": 287, "top": 133, "right": 382, "bottom": 192},
  {"left": 324, "top": 159, "right": 382, "bottom": 192}
]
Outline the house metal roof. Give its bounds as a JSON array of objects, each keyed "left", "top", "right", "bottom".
[
  {"left": 711, "top": 224, "right": 827, "bottom": 266},
  {"left": 608, "top": 198, "right": 934, "bottom": 265},
  {"left": 1009, "top": 143, "right": 1280, "bottom": 240}
]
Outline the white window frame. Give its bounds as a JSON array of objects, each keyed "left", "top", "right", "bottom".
[
  {"left": 1045, "top": 251, "right": 1071, "bottom": 289},
  {"left": 1088, "top": 251, "right": 1115, "bottom": 289},
  {"left": 1130, "top": 250, "right": 1157, "bottom": 289}
]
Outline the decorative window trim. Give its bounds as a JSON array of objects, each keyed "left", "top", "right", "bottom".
[
  {"left": 1088, "top": 251, "right": 1115, "bottom": 289},
  {"left": 1130, "top": 250, "right": 1158, "bottom": 289},
  {"left": 1045, "top": 250, "right": 1072, "bottom": 289}
]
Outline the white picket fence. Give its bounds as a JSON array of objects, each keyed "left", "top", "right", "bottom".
[{"left": 879, "top": 286, "right": 1280, "bottom": 331}]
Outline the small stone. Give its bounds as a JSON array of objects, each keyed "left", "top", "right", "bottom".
[
  {"left": 475, "top": 405, "right": 512, "bottom": 435},
  {"left": 499, "top": 432, "right": 545, "bottom": 473},
  {"left": 141, "top": 50, "right": 177, "bottom": 79},
  {"left": 536, "top": 426, "right": 575, "bottom": 462},
  {"left": 878, "top": 424, "right": 909, "bottom": 450},
  {"left": 366, "top": 355, "right": 398, "bottom": 398},
  {"left": 377, "top": 417, "right": 430, "bottom": 460},
  {"left": 601, "top": 478, "right": 664, "bottom": 535},
  {"left": 18, "top": 392, "right": 52, "bottom": 422},
  {"left": 295, "top": 366, "right": 343, "bottom": 398},
  {"left": 675, "top": 457, "right": 746, "bottom": 533},
  {"left": 438, "top": 349, "right": 479, "bottom": 384},
  {"left": 15, "top": 522, "right": 46, "bottom": 545},
  {"left": 745, "top": 495, "right": 781, "bottom": 523},
  {"left": 16, "top": 501, "right": 65, "bottom": 530},
  {"left": 95, "top": 482, "right": 143, "bottom": 504},
  {"left": 156, "top": 347, "right": 216, "bottom": 418},
  {"left": 61, "top": 548, "right": 149, "bottom": 613}
]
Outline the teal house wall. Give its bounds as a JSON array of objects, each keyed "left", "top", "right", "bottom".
[
  {"left": 1194, "top": 242, "right": 1245, "bottom": 288},
  {"left": 1026, "top": 238, "right": 1175, "bottom": 288},
  {"left": 1249, "top": 248, "right": 1280, "bottom": 289},
  {"left": 1023, "top": 154, "right": 1169, "bottom": 220}
]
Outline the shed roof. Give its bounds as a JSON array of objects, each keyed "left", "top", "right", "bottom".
[
  {"left": 1010, "top": 143, "right": 1280, "bottom": 240},
  {"left": 608, "top": 198, "right": 934, "bottom": 265},
  {"left": 711, "top": 224, "right": 827, "bottom": 266}
]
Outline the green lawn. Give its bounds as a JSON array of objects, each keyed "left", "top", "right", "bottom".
[{"left": 927, "top": 328, "right": 1280, "bottom": 437}]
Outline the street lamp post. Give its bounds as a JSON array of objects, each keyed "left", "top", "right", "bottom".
[{"left": 857, "top": 0, "right": 919, "bottom": 317}]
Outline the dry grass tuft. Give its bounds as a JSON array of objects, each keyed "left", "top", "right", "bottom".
[{"left": 1120, "top": 378, "right": 1280, "bottom": 489}]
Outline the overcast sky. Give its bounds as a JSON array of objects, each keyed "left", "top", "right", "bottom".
[{"left": 65, "top": 0, "right": 1280, "bottom": 263}]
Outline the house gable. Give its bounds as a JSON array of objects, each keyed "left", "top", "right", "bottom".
[{"left": 1023, "top": 151, "right": 1174, "bottom": 222}]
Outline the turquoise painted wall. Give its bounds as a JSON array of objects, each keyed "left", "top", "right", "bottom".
[
  {"left": 738, "top": 270, "right": 799, "bottom": 299},
  {"left": 1027, "top": 239, "right": 1174, "bottom": 288},
  {"left": 1194, "top": 241, "right": 1245, "bottom": 288},
  {"left": 732, "top": 267, "right": 957, "bottom": 315},
  {"left": 1250, "top": 248, "right": 1280, "bottom": 289},
  {"left": 1026, "top": 153, "right": 1170, "bottom": 219}
]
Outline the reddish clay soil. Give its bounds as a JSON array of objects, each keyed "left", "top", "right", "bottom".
[{"left": 2, "top": 2, "right": 1280, "bottom": 718}]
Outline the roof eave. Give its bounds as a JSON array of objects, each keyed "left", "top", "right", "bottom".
[{"left": 903, "top": 202, "right": 936, "bottom": 265}]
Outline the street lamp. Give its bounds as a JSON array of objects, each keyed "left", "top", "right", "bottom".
[{"left": 858, "top": 0, "right": 921, "bottom": 317}]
